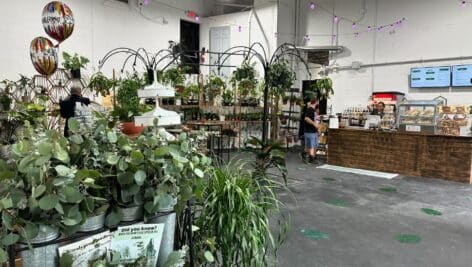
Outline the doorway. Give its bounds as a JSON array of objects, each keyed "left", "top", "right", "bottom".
[{"left": 180, "top": 20, "right": 200, "bottom": 74}]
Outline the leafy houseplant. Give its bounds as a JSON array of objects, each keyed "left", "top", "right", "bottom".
[
  {"left": 195, "top": 162, "right": 288, "bottom": 266},
  {"left": 222, "top": 90, "right": 233, "bottom": 106},
  {"left": 88, "top": 72, "right": 115, "bottom": 97},
  {"left": 206, "top": 75, "right": 226, "bottom": 100},
  {"left": 162, "top": 67, "right": 186, "bottom": 87},
  {"left": 62, "top": 52, "right": 90, "bottom": 79},
  {"left": 182, "top": 84, "right": 200, "bottom": 105},
  {"left": 231, "top": 62, "right": 259, "bottom": 105},
  {"left": 112, "top": 75, "right": 145, "bottom": 136},
  {"left": 267, "top": 60, "right": 296, "bottom": 99},
  {"left": 0, "top": 93, "right": 11, "bottom": 111},
  {"left": 308, "top": 78, "right": 334, "bottom": 100}
]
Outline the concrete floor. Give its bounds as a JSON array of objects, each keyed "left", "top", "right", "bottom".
[{"left": 276, "top": 152, "right": 472, "bottom": 267}]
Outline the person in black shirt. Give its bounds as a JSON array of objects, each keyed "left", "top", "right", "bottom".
[
  {"left": 302, "top": 98, "right": 319, "bottom": 163},
  {"left": 59, "top": 87, "right": 91, "bottom": 137}
]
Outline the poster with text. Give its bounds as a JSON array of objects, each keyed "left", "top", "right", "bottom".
[
  {"left": 58, "top": 231, "right": 112, "bottom": 267},
  {"left": 110, "top": 223, "right": 165, "bottom": 266}
]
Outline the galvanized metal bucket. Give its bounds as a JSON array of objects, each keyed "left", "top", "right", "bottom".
[
  {"left": 20, "top": 225, "right": 60, "bottom": 267},
  {"left": 79, "top": 212, "right": 106, "bottom": 232},
  {"left": 121, "top": 205, "right": 144, "bottom": 222},
  {"left": 148, "top": 206, "right": 176, "bottom": 267}
]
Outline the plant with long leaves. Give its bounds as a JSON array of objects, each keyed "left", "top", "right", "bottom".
[
  {"left": 244, "top": 136, "right": 288, "bottom": 185},
  {"left": 195, "top": 162, "right": 289, "bottom": 266}
]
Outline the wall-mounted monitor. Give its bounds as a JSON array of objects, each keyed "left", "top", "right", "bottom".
[
  {"left": 452, "top": 65, "right": 472, "bottom": 87},
  {"left": 410, "top": 66, "right": 451, "bottom": 88}
]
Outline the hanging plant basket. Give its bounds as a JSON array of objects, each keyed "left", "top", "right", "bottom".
[{"left": 121, "top": 121, "right": 144, "bottom": 137}]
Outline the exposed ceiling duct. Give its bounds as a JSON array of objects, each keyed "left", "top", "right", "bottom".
[{"left": 215, "top": 0, "right": 254, "bottom": 14}]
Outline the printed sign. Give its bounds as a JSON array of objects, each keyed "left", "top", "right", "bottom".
[{"left": 58, "top": 231, "right": 112, "bottom": 267}]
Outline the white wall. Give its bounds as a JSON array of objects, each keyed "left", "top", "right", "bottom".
[
  {"left": 200, "top": 2, "right": 279, "bottom": 79},
  {"left": 0, "top": 0, "right": 214, "bottom": 80},
  {"left": 299, "top": 0, "right": 472, "bottom": 113}
]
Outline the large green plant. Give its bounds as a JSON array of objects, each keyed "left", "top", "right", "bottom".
[
  {"left": 195, "top": 162, "right": 288, "bottom": 267},
  {"left": 113, "top": 75, "right": 145, "bottom": 122},
  {"left": 266, "top": 60, "right": 296, "bottom": 98},
  {"left": 62, "top": 52, "right": 90, "bottom": 71},
  {"left": 231, "top": 62, "right": 259, "bottom": 98},
  {"left": 0, "top": 123, "right": 87, "bottom": 246},
  {"left": 307, "top": 78, "right": 334, "bottom": 100},
  {"left": 162, "top": 67, "right": 187, "bottom": 87}
]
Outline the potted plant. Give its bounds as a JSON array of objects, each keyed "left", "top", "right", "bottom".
[
  {"left": 267, "top": 60, "right": 296, "bottom": 99},
  {"left": 182, "top": 83, "right": 200, "bottom": 105},
  {"left": 194, "top": 162, "right": 287, "bottom": 266},
  {"left": 112, "top": 75, "right": 145, "bottom": 137},
  {"left": 231, "top": 62, "right": 258, "bottom": 106},
  {"left": 62, "top": 52, "right": 90, "bottom": 79},
  {"left": 206, "top": 75, "right": 226, "bottom": 102},
  {"left": 0, "top": 127, "right": 88, "bottom": 266},
  {"left": 222, "top": 90, "right": 233, "bottom": 106},
  {"left": 88, "top": 72, "right": 115, "bottom": 97},
  {"left": 308, "top": 78, "right": 334, "bottom": 100}
]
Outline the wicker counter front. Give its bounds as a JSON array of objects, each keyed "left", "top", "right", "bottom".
[{"left": 328, "top": 128, "right": 472, "bottom": 183}]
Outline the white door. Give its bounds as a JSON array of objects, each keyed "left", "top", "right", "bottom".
[{"left": 209, "top": 26, "right": 231, "bottom": 77}]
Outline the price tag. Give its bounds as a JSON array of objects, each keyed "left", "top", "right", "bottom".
[{"left": 406, "top": 125, "right": 421, "bottom": 132}]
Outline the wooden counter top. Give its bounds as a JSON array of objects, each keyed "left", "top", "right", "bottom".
[{"left": 328, "top": 128, "right": 472, "bottom": 183}]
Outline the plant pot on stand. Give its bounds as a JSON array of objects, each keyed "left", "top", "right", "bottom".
[
  {"left": 70, "top": 69, "right": 81, "bottom": 79},
  {"left": 147, "top": 197, "right": 177, "bottom": 267},
  {"left": 20, "top": 225, "right": 60, "bottom": 267},
  {"left": 79, "top": 212, "right": 106, "bottom": 232},
  {"left": 121, "top": 122, "right": 144, "bottom": 137}
]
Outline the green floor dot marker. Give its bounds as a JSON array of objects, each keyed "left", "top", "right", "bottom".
[
  {"left": 301, "top": 229, "right": 329, "bottom": 241},
  {"left": 421, "top": 208, "right": 442, "bottom": 216},
  {"left": 326, "top": 199, "right": 348, "bottom": 207},
  {"left": 322, "top": 177, "right": 336, "bottom": 182},
  {"left": 380, "top": 187, "right": 397, "bottom": 193},
  {"left": 395, "top": 234, "right": 421, "bottom": 244},
  {"left": 298, "top": 167, "right": 307, "bottom": 171}
]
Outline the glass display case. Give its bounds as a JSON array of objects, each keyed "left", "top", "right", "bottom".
[{"left": 397, "top": 99, "right": 444, "bottom": 134}]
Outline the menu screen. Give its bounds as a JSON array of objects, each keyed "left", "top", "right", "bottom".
[
  {"left": 452, "top": 65, "right": 472, "bottom": 87},
  {"left": 410, "top": 66, "right": 451, "bottom": 88}
]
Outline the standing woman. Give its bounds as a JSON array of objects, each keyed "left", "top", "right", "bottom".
[
  {"left": 302, "top": 98, "right": 319, "bottom": 164},
  {"left": 59, "top": 86, "right": 91, "bottom": 137}
]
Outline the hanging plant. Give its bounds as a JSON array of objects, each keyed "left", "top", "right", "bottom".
[
  {"left": 266, "top": 60, "right": 296, "bottom": 99},
  {"left": 231, "top": 62, "right": 258, "bottom": 99},
  {"left": 307, "top": 78, "right": 334, "bottom": 100},
  {"left": 162, "top": 67, "right": 187, "bottom": 87},
  {"left": 88, "top": 72, "right": 115, "bottom": 97},
  {"left": 206, "top": 75, "right": 226, "bottom": 96}
]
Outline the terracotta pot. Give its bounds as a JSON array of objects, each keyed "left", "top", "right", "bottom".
[{"left": 121, "top": 121, "right": 144, "bottom": 137}]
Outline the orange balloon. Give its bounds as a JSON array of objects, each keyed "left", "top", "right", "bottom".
[
  {"left": 42, "top": 1, "right": 75, "bottom": 43},
  {"left": 30, "top": 37, "right": 58, "bottom": 76}
]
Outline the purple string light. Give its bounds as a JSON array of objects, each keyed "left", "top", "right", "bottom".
[{"left": 309, "top": 2, "right": 316, "bottom": 10}]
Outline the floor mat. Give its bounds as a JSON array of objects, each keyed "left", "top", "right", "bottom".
[{"left": 317, "top": 164, "right": 398, "bottom": 179}]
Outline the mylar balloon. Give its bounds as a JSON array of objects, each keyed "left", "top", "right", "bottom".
[
  {"left": 42, "top": 1, "right": 75, "bottom": 43},
  {"left": 30, "top": 37, "right": 58, "bottom": 76}
]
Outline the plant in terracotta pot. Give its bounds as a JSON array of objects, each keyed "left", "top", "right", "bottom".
[
  {"left": 112, "top": 75, "right": 146, "bottom": 137},
  {"left": 88, "top": 72, "right": 115, "bottom": 97},
  {"left": 62, "top": 52, "right": 90, "bottom": 79}
]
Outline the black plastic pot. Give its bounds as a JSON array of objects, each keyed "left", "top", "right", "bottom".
[
  {"left": 147, "top": 68, "right": 154, "bottom": 85},
  {"left": 71, "top": 69, "right": 81, "bottom": 79}
]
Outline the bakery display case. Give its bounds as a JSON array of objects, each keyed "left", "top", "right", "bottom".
[
  {"left": 438, "top": 106, "right": 470, "bottom": 136},
  {"left": 397, "top": 99, "right": 444, "bottom": 134}
]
